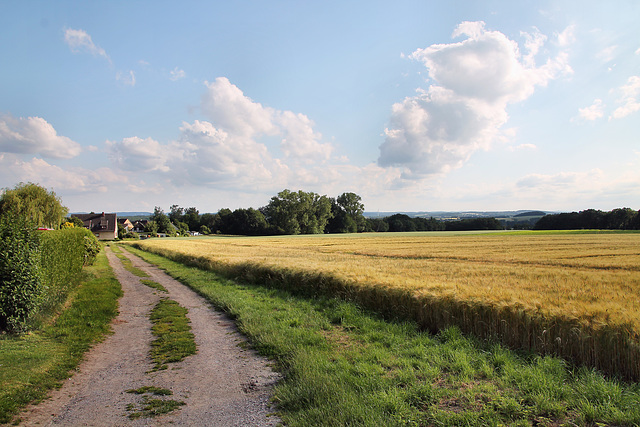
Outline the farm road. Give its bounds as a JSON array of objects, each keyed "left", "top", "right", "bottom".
[{"left": 20, "top": 246, "right": 280, "bottom": 426}]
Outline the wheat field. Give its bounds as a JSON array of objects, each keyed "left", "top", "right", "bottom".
[{"left": 133, "top": 231, "right": 640, "bottom": 379}]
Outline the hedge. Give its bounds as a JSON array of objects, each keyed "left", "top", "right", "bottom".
[{"left": 0, "top": 220, "right": 100, "bottom": 333}]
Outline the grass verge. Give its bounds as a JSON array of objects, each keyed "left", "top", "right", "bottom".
[
  {"left": 0, "top": 249, "right": 122, "bottom": 424},
  {"left": 149, "top": 298, "right": 196, "bottom": 371},
  {"left": 125, "top": 245, "right": 640, "bottom": 426}
]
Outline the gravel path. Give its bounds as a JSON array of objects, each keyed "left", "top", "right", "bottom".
[{"left": 19, "top": 247, "right": 281, "bottom": 426}]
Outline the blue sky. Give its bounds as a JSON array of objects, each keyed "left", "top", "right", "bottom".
[{"left": 1, "top": 1, "right": 639, "bottom": 213}]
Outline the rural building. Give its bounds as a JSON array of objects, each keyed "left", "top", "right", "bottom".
[
  {"left": 118, "top": 218, "right": 134, "bottom": 232},
  {"left": 72, "top": 212, "right": 118, "bottom": 240}
]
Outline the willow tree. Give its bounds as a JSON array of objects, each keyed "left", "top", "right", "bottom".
[{"left": 0, "top": 182, "right": 68, "bottom": 229}]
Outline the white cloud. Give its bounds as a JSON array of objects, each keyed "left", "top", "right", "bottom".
[
  {"left": 379, "top": 21, "right": 571, "bottom": 178},
  {"left": 0, "top": 155, "right": 123, "bottom": 194},
  {"left": 556, "top": 25, "right": 576, "bottom": 47},
  {"left": 0, "top": 114, "right": 81, "bottom": 159},
  {"left": 116, "top": 70, "right": 136, "bottom": 86},
  {"left": 576, "top": 98, "right": 605, "bottom": 121},
  {"left": 610, "top": 76, "right": 640, "bottom": 120},
  {"left": 597, "top": 45, "right": 618, "bottom": 62},
  {"left": 106, "top": 136, "right": 171, "bottom": 173},
  {"left": 170, "top": 67, "right": 186, "bottom": 81},
  {"left": 64, "top": 28, "right": 110, "bottom": 62},
  {"left": 201, "top": 77, "right": 333, "bottom": 161}
]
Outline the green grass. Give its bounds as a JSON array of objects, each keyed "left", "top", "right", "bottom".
[
  {"left": 0, "top": 249, "right": 122, "bottom": 424},
  {"left": 125, "top": 244, "right": 640, "bottom": 426},
  {"left": 110, "top": 244, "right": 149, "bottom": 277},
  {"left": 149, "top": 298, "right": 197, "bottom": 371},
  {"left": 140, "top": 279, "right": 168, "bottom": 293}
]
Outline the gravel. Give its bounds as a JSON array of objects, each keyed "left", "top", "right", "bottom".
[{"left": 19, "top": 247, "right": 281, "bottom": 426}]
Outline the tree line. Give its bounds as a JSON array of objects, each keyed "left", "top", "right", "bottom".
[
  {"left": 147, "top": 189, "right": 505, "bottom": 236},
  {"left": 146, "top": 189, "right": 367, "bottom": 236},
  {"left": 534, "top": 208, "right": 640, "bottom": 230}
]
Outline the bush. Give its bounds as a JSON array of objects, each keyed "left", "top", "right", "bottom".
[
  {"left": 0, "top": 223, "right": 101, "bottom": 333},
  {"left": 0, "top": 216, "right": 43, "bottom": 333}
]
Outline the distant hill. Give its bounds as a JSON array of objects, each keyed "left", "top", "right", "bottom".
[
  {"left": 364, "top": 210, "right": 551, "bottom": 220},
  {"left": 513, "top": 211, "right": 546, "bottom": 218}
]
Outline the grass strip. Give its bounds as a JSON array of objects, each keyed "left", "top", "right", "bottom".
[
  {"left": 0, "top": 250, "right": 122, "bottom": 424},
  {"left": 149, "top": 299, "right": 196, "bottom": 371},
  {"left": 125, "top": 245, "right": 640, "bottom": 426},
  {"left": 140, "top": 279, "right": 168, "bottom": 293},
  {"left": 110, "top": 244, "right": 149, "bottom": 277}
]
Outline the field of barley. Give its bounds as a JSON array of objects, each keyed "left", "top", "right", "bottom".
[{"left": 133, "top": 231, "right": 640, "bottom": 380}]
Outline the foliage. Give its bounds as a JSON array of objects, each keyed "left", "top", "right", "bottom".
[
  {"left": 0, "top": 182, "right": 68, "bottom": 229},
  {"left": 264, "top": 189, "right": 333, "bottom": 234},
  {"left": 0, "top": 223, "right": 100, "bottom": 333},
  {"left": 151, "top": 206, "right": 175, "bottom": 235},
  {"left": 0, "top": 249, "right": 122, "bottom": 424},
  {"left": 0, "top": 216, "right": 43, "bottom": 332},
  {"left": 127, "top": 245, "right": 640, "bottom": 426},
  {"left": 535, "top": 208, "right": 640, "bottom": 230}
]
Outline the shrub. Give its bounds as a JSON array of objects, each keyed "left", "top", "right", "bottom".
[
  {"left": 0, "top": 223, "right": 101, "bottom": 333},
  {"left": 0, "top": 216, "right": 43, "bottom": 333}
]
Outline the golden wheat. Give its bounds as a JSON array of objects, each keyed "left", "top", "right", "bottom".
[{"left": 134, "top": 231, "right": 640, "bottom": 379}]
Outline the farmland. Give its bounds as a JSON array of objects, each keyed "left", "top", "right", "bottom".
[{"left": 133, "top": 231, "right": 640, "bottom": 380}]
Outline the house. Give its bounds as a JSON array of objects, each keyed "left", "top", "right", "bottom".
[
  {"left": 118, "top": 218, "right": 134, "bottom": 232},
  {"left": 72, "top": 212, "right": 118, "bottom": 240},
  {"left": 132, "top": 220, "right": 148, "bottom": 233}
]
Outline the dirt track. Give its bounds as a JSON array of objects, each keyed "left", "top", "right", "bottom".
[{"left": 19, "top": 247, "right": 281, "bottom": 426}]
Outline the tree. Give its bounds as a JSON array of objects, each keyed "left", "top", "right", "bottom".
[
  {"left": 264, "top": 189, "right": 332, "bottom": 235},
  {"left": 336, "top": 192, "right": 365, "bottom": 232},
  {"left": 0, "top": 182, "right": 68, "bottom": 229},
  {"left": 151, "top": 206, "right": 174, "bottom": 235},
  {"left": 144, "top": 220, "right": 159, "bottom": 235},
  {"left": 183, "top": 207, "right": 200, "bottom": 231},
  {"left": 168, "top": 204, "right": 184, "bottom": 224}
]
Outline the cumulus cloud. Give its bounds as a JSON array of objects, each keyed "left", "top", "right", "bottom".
[
  {"left": 0, "top": 155, "right": 122, "bottom": 194},
  {"left": 610, "top": 76, "right": 640, "bottom": 119},
  {"left": 378, "top": 21, "right": 572, "bottom": 178},
  {"left": 201, "top": 77, "right": 333, "bottom": 161},
  {"left": 0, "top": 114, "right": 81, "bottom": 159},
  {"left": 106, "top": 137, "right": 171, "bottom": 173},
  {"left": 576, "top": 99, "right": 605, "bottom": 121},
  {"left": 64, "top": 28, "right": 110, "bottom": 62}
]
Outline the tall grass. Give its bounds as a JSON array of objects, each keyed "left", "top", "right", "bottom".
[{"left": 131, "top": 232, "right": 640, "bottom": 380}]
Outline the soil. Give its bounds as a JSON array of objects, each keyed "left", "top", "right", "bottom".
[{"left": 18, "top": 247, "right": 281, "bottom": 426}]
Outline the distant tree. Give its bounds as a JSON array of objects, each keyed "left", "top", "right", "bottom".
[
  {"left": 228, "top": 208, "right": 269, "bottom": 235},
  {"left": 326, "top": 198, "right": 356, "bottom": 233},
  {"left": 264, "top": 189, "right": 332, "bottom": 235},
  {"left": 214, "top": 208, "right": 233, "bottom": 234},
  {"left": 168, "top": 204, "right": 184, "bottom": 224},
  {"left": 144, "top": 220, "right": 159, "bottom": 235},
  {"left": 183, "top": 207, "right": 200, "bottom": 231},
  {"left": 365, "top": 217, "right": 389, "bottom": 232},
  {"left": 199, "top": 213, "right": 218, "bottom": 232},
  {"left": 199, "top": 225, "right": 211, "bottom": 235},
  {"left": 0, "top": 182, "right": 68, "bottom": 229},
  {"left": 337, "top": 192, "right": 365, "bottom": 231},
  {"left": 151, "top": 206, "right": 173, "bottom": 235}
]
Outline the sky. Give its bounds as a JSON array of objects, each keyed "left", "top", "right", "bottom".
[{"left": 1, "top": 1, "right": 639, "bottom": 214}]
